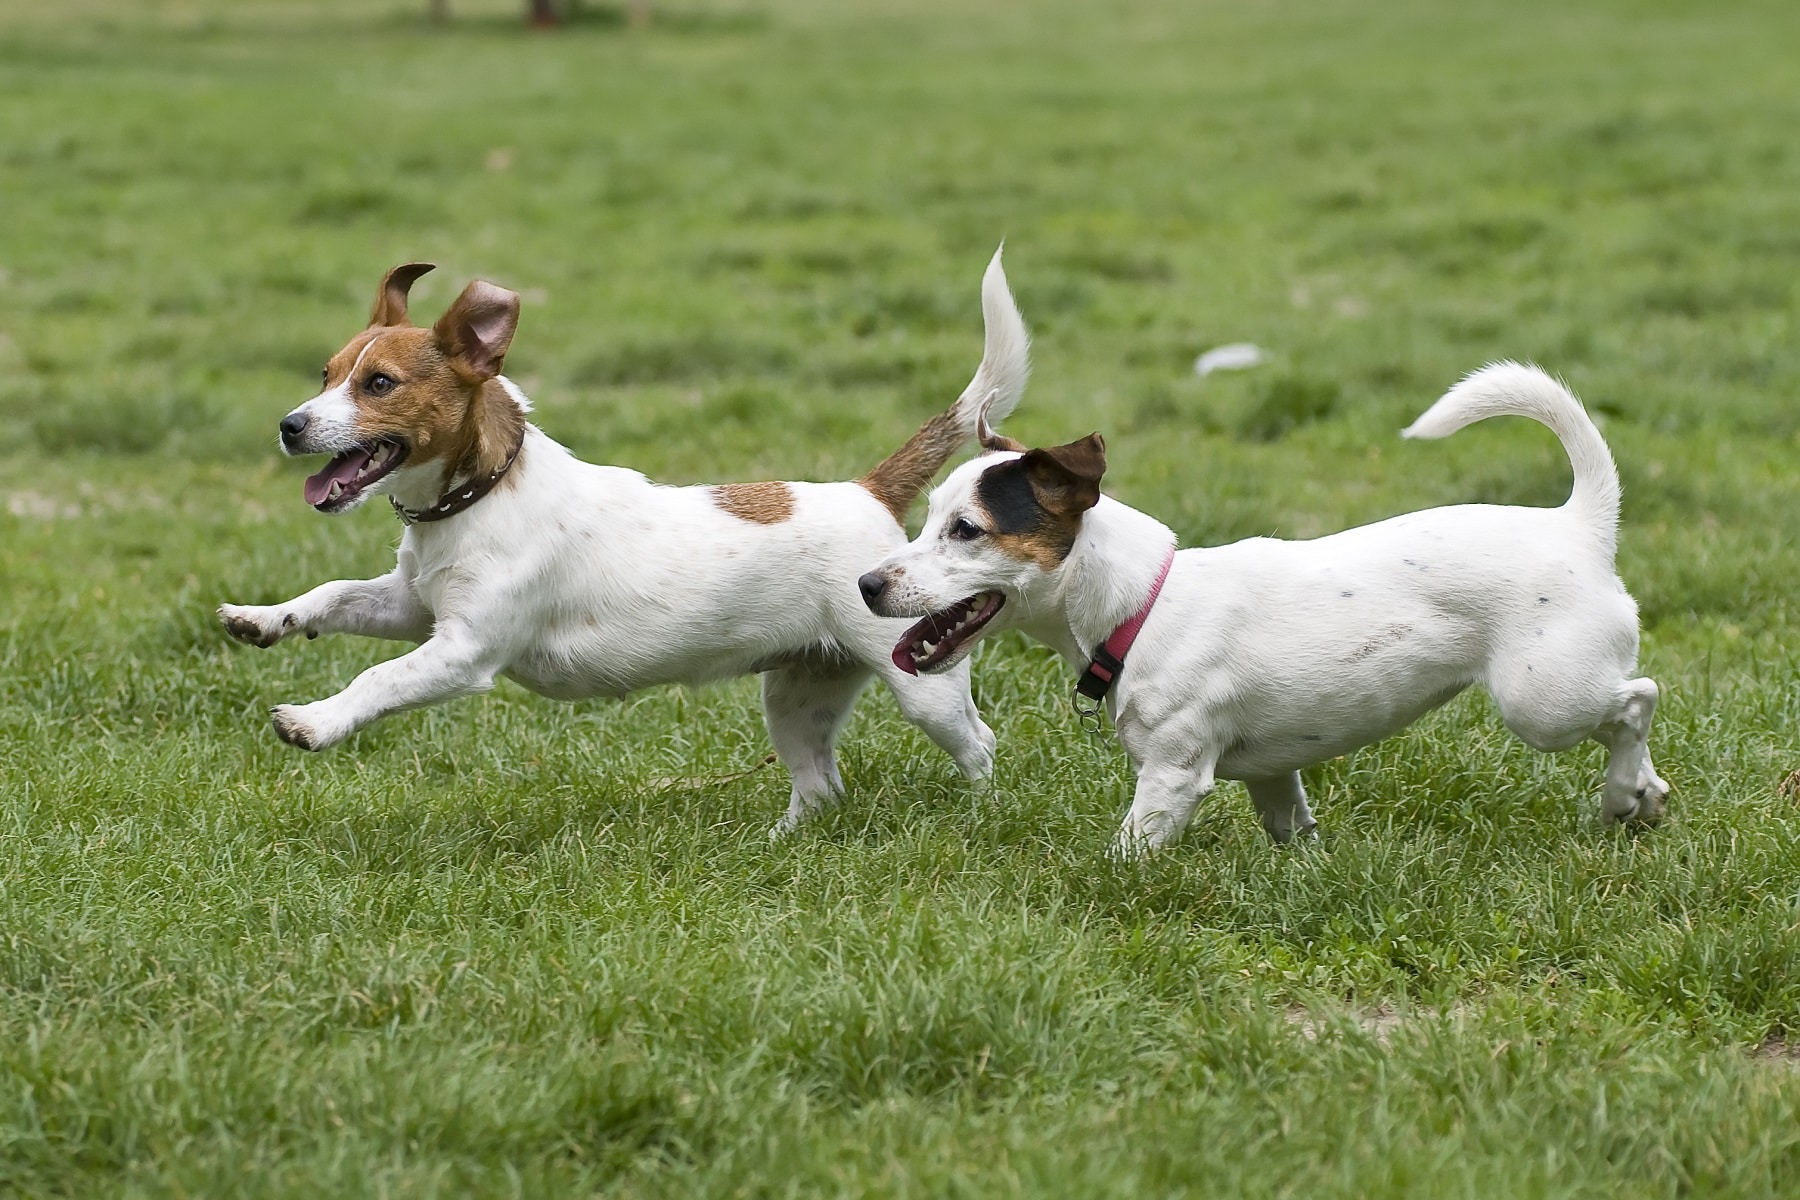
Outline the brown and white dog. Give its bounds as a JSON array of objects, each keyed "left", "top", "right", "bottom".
[{"left": 219, "top": 251, "right": 1029, "bottom": 834}]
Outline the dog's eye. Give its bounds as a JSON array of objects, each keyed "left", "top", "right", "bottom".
[
  {"left": 949, "top": 517, "right": 985, "bottom": 541},
  {"left": 365, "top": 373, "right": 396, "bottom": 397}
]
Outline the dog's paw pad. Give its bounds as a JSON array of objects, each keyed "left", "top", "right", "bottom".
[
  {"left": 1634, "top": 779, "right": 1671, "bottom": 825},
  {"left": 270, "top": 706, "right": 321, "bottom": 752},
  {"left": 220, "top": 606, "right": 281, "bottom": 648}
]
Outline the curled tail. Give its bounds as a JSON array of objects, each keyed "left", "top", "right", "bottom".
[
  {"left": 860, "top": 246, "right": 1030, "bottom": 522},
  {"left": 1403, "top": 361, "right": 1620, "bottom": 553}
]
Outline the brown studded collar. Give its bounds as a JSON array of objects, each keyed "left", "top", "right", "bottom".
[{"left": 391, "top": 431, "right": 526, "bottom": 525}]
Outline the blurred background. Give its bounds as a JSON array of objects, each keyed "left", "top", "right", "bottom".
[{"left": 4, "top": 1, "right": 1797, "bottom": 598}]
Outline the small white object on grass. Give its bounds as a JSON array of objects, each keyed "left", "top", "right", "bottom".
[{"left": 1194, "top": 343, "right": 1267, "bottom": 377}]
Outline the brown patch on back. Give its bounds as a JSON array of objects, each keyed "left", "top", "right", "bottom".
[
  {"left": 713, "top": 481, "right": 795, "bottom": 524},
  {"left": 860, "top": 410, "right": 967, "bottom": 524}
]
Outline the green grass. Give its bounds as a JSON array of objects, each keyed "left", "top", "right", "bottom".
[{"left": 4, "top": 0, "right": 1800, "bottom": 1193}]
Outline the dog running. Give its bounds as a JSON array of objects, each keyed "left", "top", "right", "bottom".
[
  {"left": 859, "top": 359, "right": 1668, "bottom": 853},
  {"left": 219, "top": 251, "right": 1029, "bottom": 835}
]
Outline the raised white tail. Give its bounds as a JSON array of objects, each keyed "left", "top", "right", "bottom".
[
  {"left": 860, "top": 246, "right": 1030, "bottom": 521},
  {"left": 955, "top": 244, "right": 1030, "bottom": 431},
  {"left": 1404, "top": 361, "right": 1620, "bottom": 554}
]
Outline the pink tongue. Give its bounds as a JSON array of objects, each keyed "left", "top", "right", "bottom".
[{"left": 304, "top": 448, "right": 373, "bottom": 506}]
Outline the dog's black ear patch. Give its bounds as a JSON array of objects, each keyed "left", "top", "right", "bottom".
[
  {"left": 972, "top": 438, "right": 1105, "bottom": 570},
  {"left": 975, "top": 434, "right": 1108, "bottom": 529},
  {"left": 975, "top": 459, "right": 1044, "bottom": 534}
]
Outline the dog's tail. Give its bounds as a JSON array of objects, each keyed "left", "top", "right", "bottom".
[
  {"left": 1403, "top": 361, "right": 1620, "bottom": 553},
  {"left": 859, "top": 246, "right": 1029, "bottom": 523}
]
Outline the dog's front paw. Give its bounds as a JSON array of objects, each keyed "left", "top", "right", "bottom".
[
  {"left": 270, "top": 704, "right": 339, "bottom": 752},
  {"left": 219, "top": 603, "right": 301, "bottom": 649},
  {"left": 1604, "top": 774, "right": 1671, "bottom": 828},
  {"left": 1275, "top": 820, "right": 1322, "bottom": 847},
  {"left": 768, "top": 778, "right": 850, "bottom": 839}
]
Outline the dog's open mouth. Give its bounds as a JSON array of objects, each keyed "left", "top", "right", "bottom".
[
  {"left": 303, "top": 440, "right": 408, "bottom": 512},
  {"left": 892, "top": 591, "right": 1006, "bottom": 675}
]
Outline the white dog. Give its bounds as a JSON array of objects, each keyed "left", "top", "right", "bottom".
[
  {"left": 219, "top": 251, "right": 1029, "bottom": 834},
  {"left": 859, "top": 361, "right": 1669, "bottom": 852}
]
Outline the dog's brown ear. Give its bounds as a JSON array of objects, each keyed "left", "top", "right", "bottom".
[
  {"left": 1020, "top": 432, "right": 1106, "bottom": 515},
  {"left": 370, "top": 262, "right": 436, "bottom": 328},
  {"left": 433, "top": 280, "right": 520, "bottom": 381}
]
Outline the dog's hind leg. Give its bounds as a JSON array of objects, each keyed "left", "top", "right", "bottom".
[
  {"left": 763, "top": 667, "right": 871, "bottom": 837},
  {"left": 1244, "top": 772, "right": 1318, "bottom": 844},
  {"left": 882, "top": 660, "right": 996, "bottom": 783},
  {"left": 1115, "top": 758, "right": 1217, "bottom": 857},
  {"left": 1592, "top": 677, "right": 1669, "bottom": 826},
  {"left": 1483, "top": 624, "right": 1666, "bottom": 825}
]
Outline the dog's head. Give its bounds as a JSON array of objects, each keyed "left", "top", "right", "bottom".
[
  {"left": 859, "top": 414, "right": 1107, "bottom": 675},
  {"left": 278, "top": 263, "right": 521, "bottom": 513}
]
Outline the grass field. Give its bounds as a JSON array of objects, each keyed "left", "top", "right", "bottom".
[{"left": 4, "top": 0, "right": 1800, "bottom": 1193}]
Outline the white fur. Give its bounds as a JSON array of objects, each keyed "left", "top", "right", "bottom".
[
  {"left": 283, "top": 383, "right": 361, "bottom": 451},
  {"left": 282, "top": 333, "right": 384, "bottom": 448},
  {"left": 865, "top": 361, "right": 1668, "bottom": 853},
  {"left": 966, "top": 245, "right": 1030, "bottom": 429},
  {"left": 222, "top": 251, "right": 1032, "bottom": 836}
]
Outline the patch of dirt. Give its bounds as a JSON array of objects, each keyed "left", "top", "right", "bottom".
[
  {"left": 1750, "top": 1036, "right": 1800, "bottom": 1069},
  {"left": 1285, "top": 1006, "right": 1430, "bottom": 1046}
]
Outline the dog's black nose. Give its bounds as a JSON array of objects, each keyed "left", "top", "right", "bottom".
[
  {"left": 858, "top": 572, "right": 888, "bottom": 609},
  {"left": 279, "top": 412, "right": 309, "bottom": 439}
]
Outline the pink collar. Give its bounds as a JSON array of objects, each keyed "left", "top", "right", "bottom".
[{"left": 1073, "top": 545, "right": 1176, "bottom": 722}]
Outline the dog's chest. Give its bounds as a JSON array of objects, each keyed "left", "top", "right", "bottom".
[{"left": 396, "top": 542, "right": 449, "bottom": 622}]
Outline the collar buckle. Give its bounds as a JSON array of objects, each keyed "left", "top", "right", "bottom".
[{"left": 1071, "top": 684, "right": 1105, "bottom": 735}]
